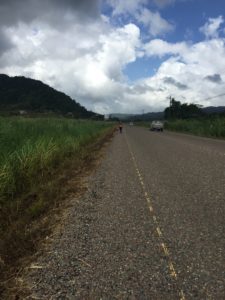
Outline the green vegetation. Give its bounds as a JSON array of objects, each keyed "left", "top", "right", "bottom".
[
  {"left": 163, "top": 97, "right": 225, "bottom": 138},
  {"left": 0, "top": 74, "right": 102, "bottom": 119},
  {"left": 164, "top": 97, "right": 203, "bottom": 119},
  {"left": 0, "top": 117, "right": 111, "bottom": 205},
  {"left": 0, "top": 117, "right": 113, "bottom": 281},
  {"left": 165, "top": 117, "right": 225, "bottom": 138}
]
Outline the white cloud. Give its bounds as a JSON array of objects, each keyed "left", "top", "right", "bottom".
[
  {"left": 0, "top": 0, "right": 101, "bottom": 27},
  {"left": 137, "top": 8, "right": 174, "bottom": 36},
  {"left": 144, "top": 39, "right": 188, "bottom": 57},
  {"left": 97, "top": 24, "right": 141, "bottom": 79},
  {"left": 108, "top": 0, "right": 179, "bottom": 14},
  {"left": 108, "top": 0, "right": 174, "bottom": 37},
  {"left": 141, "top": 31, "right": 225, "bottom": 108},
  {"left": 107, "top": 0, "right": 147, "bottom": 16},
  {"left": 199, "top": 16, "right": 224, "bottom": 39}
]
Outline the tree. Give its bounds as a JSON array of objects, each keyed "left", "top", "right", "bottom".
[{"left": 164, "top": 97, "right": 202, "bottom": 119}]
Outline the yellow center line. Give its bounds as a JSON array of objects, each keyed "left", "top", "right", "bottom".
[
  {"left": 146, "top": 197, "right": 151, "bottom": 205},
  {"left": 124, "top": 132, "right": 186, "bottom": 300},
  {"left": 161, "top": 243, "right": 169, "bottom": 257},
  {"left": 153, "top": 215, "right": 157, "bottom": 223},
  {"left": 140, "top": 180, "right": 144, "bottom": 186},
  {"left": 169, "top": 262, "right": 178, "bottom": 279},
  {"left": 149, "top": 205, "right": 153, "bottom": 212},
  {"left": 156, "top": 227, "right": 162, "bottom": 237},
  {"left": 179, "top": 290, "right": 186, "bottom": 300}
]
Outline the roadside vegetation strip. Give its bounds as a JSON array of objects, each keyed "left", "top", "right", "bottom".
[
  {"left": 124, "top": 131, "right": 186, "bottom": 300},
  {"left": 0, "top": 117, "right": 112, "bottom": 200},
  {"left": 165, "top": 117, "right": 225, "bottom": 138},
  {"left": 135, "top": 116, "right": 225, "bottom": 139},
  {"left": 0, "top": 117, "right": 114, "bottom": 290}
]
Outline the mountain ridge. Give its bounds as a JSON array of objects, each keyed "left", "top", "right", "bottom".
[
  {"left": 110, "top": 106, "right": 225, "bottom": 121},
  {"left": 0, "top": 74, "right": 101, "bottom": 119}
]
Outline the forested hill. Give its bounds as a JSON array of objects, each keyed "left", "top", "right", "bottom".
[{"left": 0, "top": 74, "right": 101, "bottom": 118}]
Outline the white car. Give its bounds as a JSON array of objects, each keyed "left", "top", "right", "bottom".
[{"left": 150, "top": 120, "right": 164, "bottom": 131}]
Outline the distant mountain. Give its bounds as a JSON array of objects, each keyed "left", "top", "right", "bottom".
[
  {"left": 201, "top": 106, "right": 225, "bottom": 114},
  {"left": 109, "top": 113, "right": 135, "bottom": 120},
  {"left": 131, "top": 112, "right": 164, "bottom": 121},
  {"left": 109, "top": 112, "right": 164, "bottom": 121},
  {"left": 110, "top": 106, "right": 225, "bottom": 121},
  {"left": 0, "top": 74, "right": 102, "bottom": 118}
]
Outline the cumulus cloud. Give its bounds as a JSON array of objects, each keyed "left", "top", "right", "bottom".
[
  {"left": 128, "top": 83, "right": 155, "bottom": 94},
  {"left": 141, "top": 21, "right": 225, "bottom": 108},
  {"left": 107, "top": 0, "right": 174, "bottom": 37},
  {"left": 137, "top": 8, "right": 174, "bottom": 36},
  {"left": 199, "top": 16, "right": 224, "bottom": 39},
  {"left": 163, "top": 76, "right": 188, "bottom": 90},
  {"left": 0, "top": 0, "right": 101, "bottom": 27},
  {"left": 144, "top": 39, "right": 188, "bottom": 57},
  {"left": 107, "top": 0, "right": 147, "bottom": 15},
  {"left": 108, "top": 0, "right": 178, "bottom": 14},
  {"left": 205, "top": 74, "right": 222, "bottom": 83},
  {"left": 0, "top": 29, "right": 15, "bottom": 56},
  {"left": 0, "top": 0, "right": 102, "bottom": 60}
]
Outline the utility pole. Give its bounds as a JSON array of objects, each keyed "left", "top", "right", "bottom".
[{"left": 166, "top": 95, "right": 172, "bottom": 107}]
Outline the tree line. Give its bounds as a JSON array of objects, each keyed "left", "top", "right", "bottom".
[{"left": 164, "top": 97, "right": 203, "bottom": 119}]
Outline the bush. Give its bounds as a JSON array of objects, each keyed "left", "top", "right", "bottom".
[{"left": 165, "top": 117, "right": 225, "bottom": 138}]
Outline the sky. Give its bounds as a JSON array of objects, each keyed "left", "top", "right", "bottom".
[{"left": 0, "top": 0, "right": 225, "bottom": 114}]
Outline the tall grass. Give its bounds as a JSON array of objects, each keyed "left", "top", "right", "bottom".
[
  {"left": 165, "top": 117, "right": 225, "bottom": 138},
  {"left": 0, "top": 117, "right": 112, "bottom": 204},
  {"left": 0, "top": 117, "right": 113, "bottom": 292}
]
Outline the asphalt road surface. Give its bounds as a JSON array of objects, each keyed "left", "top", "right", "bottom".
[{"left": 25, "top": 126, "right": 225, "bottom": 299}]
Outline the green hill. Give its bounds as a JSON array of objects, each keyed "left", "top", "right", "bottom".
[{"left": 0, "top": 74, "right": 101, "bottom": 118}]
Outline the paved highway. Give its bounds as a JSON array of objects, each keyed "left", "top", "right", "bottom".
[{"left": 125, "top": 126, "right": 225, "bottom": 299}]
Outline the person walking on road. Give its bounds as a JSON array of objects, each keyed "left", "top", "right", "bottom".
[{"left": 119, "top": 122, "right": 123, "bottom": 133}]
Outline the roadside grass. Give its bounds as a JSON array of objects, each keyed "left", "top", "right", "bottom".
[
  {"left": 164, "top": 117, "right": 225, "bottom": 138},
  {"left": 0, "top": 118, "right": 111, "bottom": 201},
  {"left": 135, "top": 117, "right": 225, "bottom": 139},
  {"left": 0, "top": 117, "right": 114, "bottom": 292}
]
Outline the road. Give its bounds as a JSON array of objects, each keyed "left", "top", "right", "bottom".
[{"left": 25, "top": 126, "right": 225, "bottom": 299}]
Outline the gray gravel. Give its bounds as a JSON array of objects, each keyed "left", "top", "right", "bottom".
[{"left": 24, "top": 127, "right": 225, "bottom": 299}]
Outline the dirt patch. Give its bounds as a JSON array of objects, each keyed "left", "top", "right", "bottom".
[{"left": 0, "top": 128, "right": 115, "bottom": 300}]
